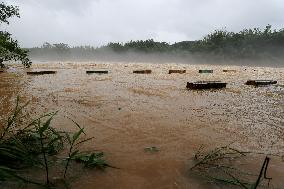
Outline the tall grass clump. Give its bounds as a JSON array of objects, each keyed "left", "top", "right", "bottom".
[
  {"left": 191, "top": 145, "right": 273, "bottom": 189},
  {"left": 0, "top": 97, "right": 112, "bottom": 188}
]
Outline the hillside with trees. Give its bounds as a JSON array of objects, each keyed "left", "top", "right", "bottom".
[{"left": 28, "top": 25, "right": 284, "bottom": 66}]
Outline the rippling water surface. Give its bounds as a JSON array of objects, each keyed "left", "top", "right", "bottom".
[{"left": 0, "top": 62, "right": 283, "bottom": 189}]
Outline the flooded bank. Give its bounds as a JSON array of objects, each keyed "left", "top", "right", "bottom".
[{"left": 0, "top": 62, "right": 283, "bottom": 188}]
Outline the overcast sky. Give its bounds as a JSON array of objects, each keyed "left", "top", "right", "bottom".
[{"left": 2, "top": 0, "right": 284, "bottom": 47}]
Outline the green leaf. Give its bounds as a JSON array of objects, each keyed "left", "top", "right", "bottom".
[
  {"left": 38, "top": 112, "right": 57, "bottom": 135},
  {"left": 72, "top": 128, "right": 84, "bottom": 144},
  {"left": 68, "top": 118, "right": 86, "bottom": 135}
]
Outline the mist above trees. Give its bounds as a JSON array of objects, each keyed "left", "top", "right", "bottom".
[{"left": 28, "top": 25, "right": 284, "bottom": 66}]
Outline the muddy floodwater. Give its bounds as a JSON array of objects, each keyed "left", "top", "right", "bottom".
[{"left": 0, "top": 62, "right": 284, "bottom": 189}]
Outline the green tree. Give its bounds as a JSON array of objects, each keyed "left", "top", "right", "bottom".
[{"left": 0, "top": 2, "right": 31, "bottom": 68}]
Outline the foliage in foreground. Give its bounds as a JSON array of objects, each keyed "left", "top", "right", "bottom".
[
  {"left": 0, "top": 97, "right": 111, "bottom": 188},
  {"left": 191, "top": 145, "right": 273, "bottom": 189},
  {"left": 0, "top": 2, "right": 31, "bottom": 68}
]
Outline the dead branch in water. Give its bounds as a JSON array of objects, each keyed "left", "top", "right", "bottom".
[
  {"left": 252, "top": 156, "right": 272, "bottom": 189},
  {"left": 191, "top": 145, "right": 273, "bottom": 189}
]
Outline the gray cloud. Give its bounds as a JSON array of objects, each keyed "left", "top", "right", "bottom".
[{"left": 2, "top": 0, "right": 284, "bottom": 47}]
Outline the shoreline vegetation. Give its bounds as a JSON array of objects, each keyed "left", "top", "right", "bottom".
[
  {"left": 27, "top": 25, "right": 284, "bottom": 67},
  {"left": 0, "top": 2, "right": 31, "bottom": 68},
  {"left": 0, "top": 97, "right": 112, "bottom": 188}
]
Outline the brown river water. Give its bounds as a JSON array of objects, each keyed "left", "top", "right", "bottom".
[{"left": 0, "top": 62, "right": 284, "bottom": 189}]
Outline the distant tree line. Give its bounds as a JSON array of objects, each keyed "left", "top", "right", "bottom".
[{"left": 28, "top": 25, "right": 284, "bottom": 64}]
